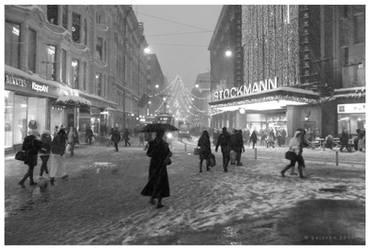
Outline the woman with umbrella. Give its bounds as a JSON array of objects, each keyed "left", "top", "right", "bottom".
[{"left": 141, "top": 128, "right": 172, "bottom": 209}]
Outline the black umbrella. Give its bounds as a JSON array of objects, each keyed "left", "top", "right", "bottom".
[{"left": 141, "top": 123, "right": 178, "bottom": 132}]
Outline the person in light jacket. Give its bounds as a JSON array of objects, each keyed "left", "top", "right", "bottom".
[{"left": 50, "top": 127, "right": 68, "bottom": 185}]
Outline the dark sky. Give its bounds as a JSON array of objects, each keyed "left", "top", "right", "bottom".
[{"left": 134, "top": 5, "right": 222, "bottom": 88}]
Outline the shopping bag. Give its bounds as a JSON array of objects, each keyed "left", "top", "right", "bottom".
[
  {"left": 15, "top": 150, "right": 26, "bottom": 161},
  {"left": 193, "top": 147, "right": 200, "bottom": 155},
  {"left": 209, "top": 153, "right": 216, "bottom": 167},
  {"left": 66, "top": 143, "right": 71, "bottom": 152},
  {"left": 285, "top": 151, "right": 297, "bottom": 161}
]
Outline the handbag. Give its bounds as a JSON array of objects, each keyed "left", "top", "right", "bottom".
[
  {"left": 15, "top": 150, "right": 26, "bottom": 161},
  {"left": 285, "top": 151, "right": 297, "bottom": 161},
  {"left": 193, "top": 147, "right": 200, "bottom": 155},
  {"left": 209, "top": 153, "right": 216, "bottom": 167},
  {"left": 164, "top": 156, "right": 172, "bottom": 165}
]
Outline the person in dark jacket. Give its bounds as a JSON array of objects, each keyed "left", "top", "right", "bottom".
[
  {"left": 111, "top": 126, "right": 121, "bottom": 152},
  {"left": 85, "top": 125, "right": 94, "bottom": 145},
  {"left": 339, "top": 129, "right": 351, "bottom": 152},
  {"left": 215, "top": 127, "right": 231, "bottom": 172},
  {"left": 197, "top": 130, "right": 211, "bottom": 172},
  {"left": 19, "top": 129, "right": 42, "bottom": 188},
  {"left": 250, "top": 130, "right": 258, "bottom": 149},
  {"left": 141, "top": 129, "right": 172, "bottom": 209},
  {"left": 39, "top": 131, "right": 52, "bottom": 177},
  {"left": 231, "top": 130, "right": 244, "bottom": 166},
  {"left": 123, "top": 129, "right": 131, "bottom": 147},
  {"left": 50, "top": 127, "right": 68, "bottom": 185}
]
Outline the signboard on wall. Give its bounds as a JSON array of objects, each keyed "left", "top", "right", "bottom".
[
  {"left": 213, "top": 77, "right": 278, "bottom": 101},
  {"left": 337, "top": 103, "right": 365, "bottom": 114},
  {"left": 5, "top": 72, "right": 59, "bottom": 97}
]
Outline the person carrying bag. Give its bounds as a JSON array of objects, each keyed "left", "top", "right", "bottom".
[{"left": 281, "top": 131, "right": 302, "bottom": 177}]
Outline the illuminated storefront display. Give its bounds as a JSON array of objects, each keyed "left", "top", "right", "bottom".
[{"left": 337, "top": 103, "right": 365, "bottom": 135}]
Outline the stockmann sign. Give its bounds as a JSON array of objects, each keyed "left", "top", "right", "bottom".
[{"left": 213, "top": 77, "right": 278, "bottom": 101}]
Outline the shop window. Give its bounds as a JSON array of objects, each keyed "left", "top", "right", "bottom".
[
  {"left": 4, "top": 91, "right": 14, "bottom": 148},
  {"left": 343, "top": 47, "right": 349, "bottom": 65},
  {"left": 62, "top": 6, "right": 68, "bottom": 29},
  {"left": 5, "top": 22, "right": 20, "bottom": 68},
  {"left": 47, "top": 5, "right": 59, "bottom": 25},
  {"left": 61, "top": 49, "right": 67, "bottom": 84},
  {"left": 83, "top": 18, "right": 88, "bottom": 45},
  {"left": 45, "top": 45, "right": 56, "bottom": 80},
  {"left": 71, "top": 58, "right": 80, "bottom": 89},
  {"left": 28, "top": 97, "right": 47, "bottom": 135},
  {"left": 96, "top": 37, "right": 103, "bottom": 61},
  {"left": 83, "top": 62, "right": 87, "bottom": 91},
  {"left": 96, "top": 73, "right": 102, "bottom": 96},
  {"left": 13, "top": 95, "right": 28, "bottom": 144},
  {"left": 353, "top": 14, "right": 365, "bottom": 44},
  {"left": 28, "top": 28, "right": 36, "bottom": 73},
  {"left": 72, "top": 12, "right": 81, "bottom": 43}
]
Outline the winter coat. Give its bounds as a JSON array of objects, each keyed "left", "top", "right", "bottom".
[
  {"left": 51, "top": 129, "right": 67, "bottom": 156},
  {"left": 67, "top": 128, "right": 78, "bottom": 144},
  {"left": 197, "top": 134, "right": 211, "bottom": 160},
  {"left": 288, "top": 134, "right": 301, "bottom": 154},
  {"left": 40, "top": 133, "right": 52, "bottom": 155},
  {"left": 216, "top": 131, "right": 231, "bottom": 153},
  {"left": 340, "top": 131, "right": 349, "bottom": 145},
  {"left": 141, "top": 137, "right": 172, "bottom": 198},
  {"left": 22, "top": 135, "right": 42, "bottom": 166},
  {"left": 111, "top": 129, "right": 121, "bottom": 143},
  {"left": 85, "top": 127, "right": 93, "bottom": 137},
  {"left": 250, "top": 131, "right": 258, "bottom": 143}
]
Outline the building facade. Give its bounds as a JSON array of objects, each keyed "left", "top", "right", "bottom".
[
  {"left": 208, "top": 5, "right": 365, "bottom": 138},
  {"left": 190, "top": 72, "right": 211, "bottom": 128},
  {"left": 5, "top": 5, "right": 160, "bottom": 149}
]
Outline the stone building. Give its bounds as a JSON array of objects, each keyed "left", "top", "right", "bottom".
[
  {"left": 208, "top": 5, "right": 365, "bottom": 138},
  {"left": 4, "top": 5, "right": 160, "bottom": 149}
]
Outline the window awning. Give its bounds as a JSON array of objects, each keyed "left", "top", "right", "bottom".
[{"left": 55, "top": 95, "right": 92, "bottom": 107}]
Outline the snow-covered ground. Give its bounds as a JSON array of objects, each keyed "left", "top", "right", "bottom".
[{"left": 4, "top": 141, "right": 365, "bottom": 244}]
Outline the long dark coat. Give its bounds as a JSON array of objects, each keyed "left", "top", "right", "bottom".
[
  {"left": 197, "top": 135, "right": 211, "bottom": 160},
  {"left": 22, "top": 135, "right": 42, "bottom": 166},
  {"left": 141, "top": 137, "right": 172, "bottom": 198},
  {"left": 111, "top": 128, "right": 121, "bottom": 143}
]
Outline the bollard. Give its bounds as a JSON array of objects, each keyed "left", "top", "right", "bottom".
[
  {"left": 335, "top": 150, "right": 339, "bottom": 166},
  {"left": 184, "top": 143, "right": 187, "bottom": 152},
  {"left": 254, "top": 148, "right": 257, "bottom": 160}
]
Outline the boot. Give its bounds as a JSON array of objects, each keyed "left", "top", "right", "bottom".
[
  {"left": 156, "top": 198, "right": 164, "bottom": 209},
  {"left": 18, "top": 181, "right": 25, "bottom": 188}
]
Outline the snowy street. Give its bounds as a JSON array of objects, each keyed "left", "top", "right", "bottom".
[{"left": 5, "top": 140, "right": 365, "bottom": 244}]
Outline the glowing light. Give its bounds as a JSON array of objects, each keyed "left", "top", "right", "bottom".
[
  {"left": 148, "top": 101, "right": 152, "bottom": 104},
  {"left": 144, "top": 47, "right": 151, "bottom": 54},
  {"left": 71, "top": 61, "right": 78, "bottom": 67},
  {"left": 155, "top": 84, "right": 159, "bottom": 88},
  {"left": 225, "top": 49, "right": 232, "bottom": 57},
  {"left": 239, "top": 108, "right": 246, "bottom": 114},
  {"left": 12, "top": 27, "right": 19, "bottom": 36},
  {"left": 195, "top": 84, "right": 199, "bottom": 88},
  {"left": 166, "top": 132, "right": 173, "bottom": 139}
]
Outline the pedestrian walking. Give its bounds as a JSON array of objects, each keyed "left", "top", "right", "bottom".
[
  {"left": 281, "top": 130, "right": 305, "bottom": 178},
  {"left": 215, "top": 127, "right": 231, "bottom": 172},
  {"left": 250, "top": 130, "right": 258, "bottom": 149},
  {"left": 50, "top": 126, "right": 68, "bottom": 185},
  {"left": 358, "top": 129, "right": 365, "bottom": 152},
  {"left": 244, "top": 129, "right": 251, "bottom": 147},
  {"left": 53, "top": 125, "right": 59, "bottom": 140},
  {"left": 123, "top": 129, "right": 131, "bottom": 147},
  {"left": 281, "top": 128, "right": 287, "bottom": 145},
  {"left": 85, "top": 125, "right": 94, "bottom": 145},
  {"left": 141, "top": 129, "right": 172, "bottom": 209},
  {"left": 266, "top": 129, "right": 275, "bottom": 148},
  {"left": 67, "top": 126, "right": 78, "bottom": 156},
  {"left": 18, "top": 129, "right": 42, "bottom": 188},
  {"left": 197, "top": 130, "right": 211, "bottom": 172},
  {"left": 231, "top": 130, "right": 244, "bottom": 166},
  {"left": 339, "top": 129, "right": 351, "bottom": 152},
  {"left": 39, "top": 130, "right": 52, "bottom": 177},
  {"left": 111, "top": 126, "right": 121, "bottom": 152}
]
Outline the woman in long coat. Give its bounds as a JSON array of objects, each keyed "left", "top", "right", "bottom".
[
  {"left": 197, "top": 130, "right": 211, "bottom": 172},
  {"left": 19, "top": 129, "right": 42, "bottom": 187},
  {"left": 141, "top": 129, "right": 172, "bottom": 209}
]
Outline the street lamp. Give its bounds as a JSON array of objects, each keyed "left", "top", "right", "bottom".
[
  {"left": 155, "top": 84, "right": 159, "bottom": 89},
  {"left": 225, "top": 49, "right": 232, "bottom": 57},
  {"left": 195, "top": 84, "right": 199, "bottom": 88},
  {"left": 144, "top": 47, "right": 151, "bottom": 54}
]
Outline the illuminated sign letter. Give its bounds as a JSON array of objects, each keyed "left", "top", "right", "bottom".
[
  {"left": 214, "top": 91, "right": 219, "bottom": 101},
  {"left": 237, "top": 85, "right": 244, "bottom": 96},
  {"left": 224, "top": 88, "right": 230, "bottom": 98},
  {"left": 244, "top": 84, "right": 252, "bottom": 95},
  {"left": 219, "top": 89, "right": 224, "bottom": 100},
  {"left": 230, "top": 87, "right": 237, "bottom": 97},
  {"left": 260, "top": 79, "right": 268, "bottom": 91},
  {"left": 268, "top": 77, "right": 278, "bottom": 89},
  {"left": 252, "top": 82, "right": 259, "bottom": 93}
]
